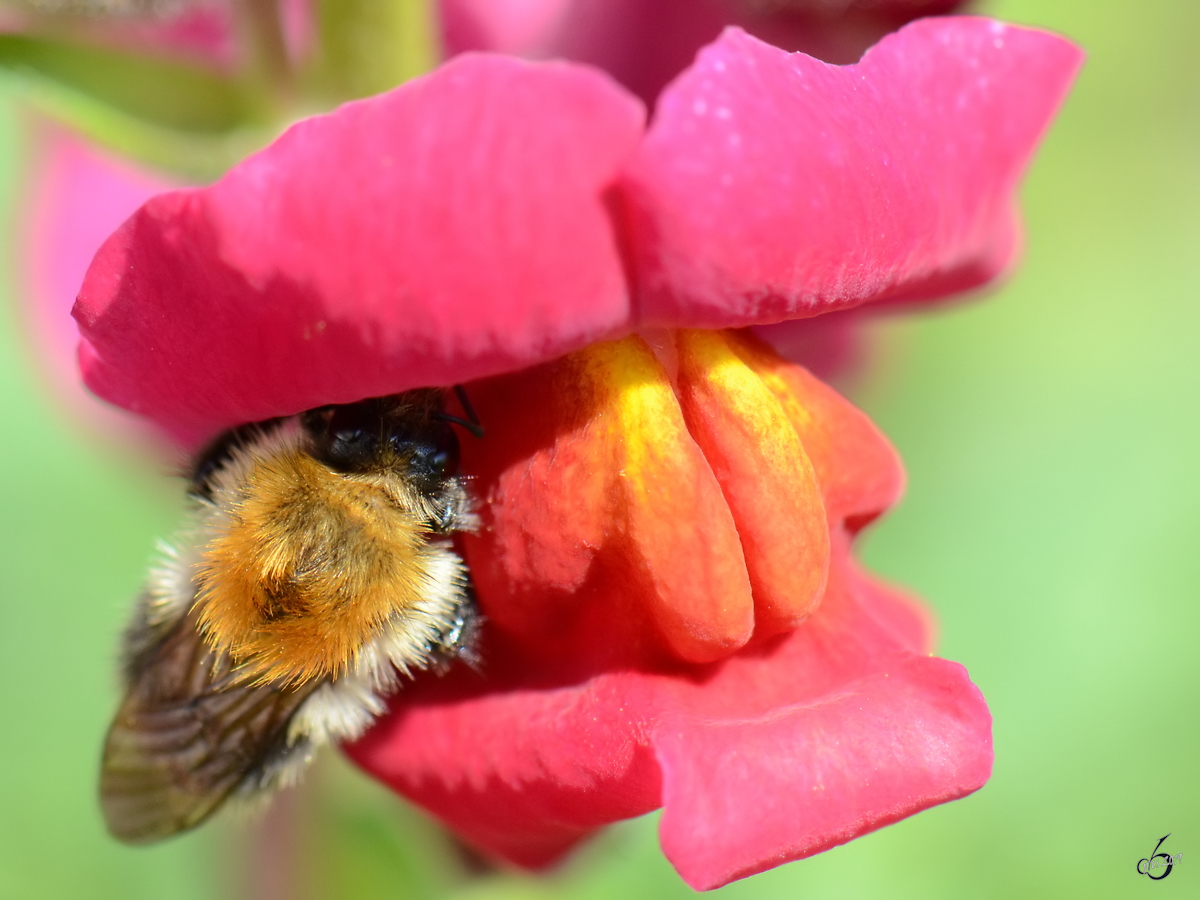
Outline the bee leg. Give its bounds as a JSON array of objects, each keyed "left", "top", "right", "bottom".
[{"left": 432, "top": 586, "right": 482, "bottom": 672}]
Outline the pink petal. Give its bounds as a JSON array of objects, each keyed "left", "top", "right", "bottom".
[
  {"left": 724, "top": 0, "right": 965, "bottom": 68},
  {"left": 619, "top": 19, "right": 1083, "bottom": 328},
  {"left": 440, "top": 0, "right": 968, "bottom": 103},
  {"left": 656, "top": 654, "right": 991, "bottom": 890},
  {"left": 347, "top": 546, "right": 989, "bottom": 889},
  {"left": 22, "top": 129, "right": 172, "bottom": 434},
  {"left": 74, "top": 54, "right": 644, "bottom": 446},
  {"left": 439, "top": 0, "right": 578, "bottom": 56},
  {"left": 492, "top": 0, "right": 732, "bottom": 104},
  {"left": 751, "top": 311, "right": 865, "bottom": 380}
]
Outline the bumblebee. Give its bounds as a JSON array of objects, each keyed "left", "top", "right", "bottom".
[{"left": 100, "top": 389, "right": 479, "bottom": 843}]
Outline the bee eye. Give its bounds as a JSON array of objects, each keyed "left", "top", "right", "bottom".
[
  {"left": 322, "top": 404, "right": 381, "bottom": 470},
  {"left": 392, "top": 423, "right": 460, "bottom": 482},
  {"left": 427, "top": 429, "right": 461, "bottom": 478}
]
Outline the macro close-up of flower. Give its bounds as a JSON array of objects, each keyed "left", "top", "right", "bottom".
[
  {"left": 2, "top": 2, "right": 1198, "bottom": 900},
  {"left": 70, "top": 16, "right": 1077, "bottom": 891}
]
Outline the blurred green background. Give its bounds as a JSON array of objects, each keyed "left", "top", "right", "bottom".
[{"left": 1, "top": 0, "right": 1197, "bottom": 897}]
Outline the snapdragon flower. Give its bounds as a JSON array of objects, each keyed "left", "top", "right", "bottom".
[{"left": 73, "top": 17, "right": 1080, "bottom": 889}]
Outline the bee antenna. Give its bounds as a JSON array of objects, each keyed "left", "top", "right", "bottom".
[
  {"left": 451, "top": 385, "right": 485, "bottom": 439},
  {"left": 435, "top": 414, "right": 485, "bottom": 439}
]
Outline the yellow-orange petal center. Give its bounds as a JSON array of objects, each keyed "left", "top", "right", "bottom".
[{"left": 460, "top": 328, "right": 902, "bottom": 664}]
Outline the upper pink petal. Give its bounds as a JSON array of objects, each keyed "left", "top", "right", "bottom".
[
  {"left": 72, "top": 18, "right": 1078, "bottom": 445},
  {"left": 73, "top": 53, "right": 644, "bottom": 446},
  {"left": 618, "top": 19, "right": 1083, "bottom": 328}
]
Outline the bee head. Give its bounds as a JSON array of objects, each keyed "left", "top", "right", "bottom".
[{"left": 306, "top": 395, "right": 461, "bottom": 491}]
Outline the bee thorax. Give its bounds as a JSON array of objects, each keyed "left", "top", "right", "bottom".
[{"left": 195, "top": 431, "right": 452, "bottom": 686}]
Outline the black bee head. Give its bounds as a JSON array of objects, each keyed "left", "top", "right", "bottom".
[
  {"left": 306, "top": 394, "right": 461, "bottom": 487},
  {"left": 387, "top": 417, "right": 460, "bottom": 489},
  {"left": 318, "top": 400, "right": 385, "bottom": 471}
]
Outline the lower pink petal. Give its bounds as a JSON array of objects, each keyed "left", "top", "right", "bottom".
[
  {"left": 346, "top": 651, "right": 665, "bottom": 868},
  {"left": 347, "top": 549, "right": 987, "bottom": 889},
  {"left": 656, "top": 655, "right": 992, "bottom": 890}
]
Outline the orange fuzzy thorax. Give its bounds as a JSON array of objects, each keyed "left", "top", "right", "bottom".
[{"left": 195, "top": 447, "right": 434, "bottom": 686}]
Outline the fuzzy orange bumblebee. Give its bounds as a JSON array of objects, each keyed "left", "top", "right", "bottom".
[
  {"left": 195, "top": 446, "right": 444, "bottom": 686},
  {"left": 99, "top": 392, "right": 478, "bottom": 844}
]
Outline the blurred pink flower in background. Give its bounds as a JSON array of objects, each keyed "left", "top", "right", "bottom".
[
  {"left": 0, "top": 0, "right": 237, "bottom": 67},
  {"left": 21, "top": 128, "right": 169, "bottom": 434},
  {"left": 0, "top": 0, "right": 315, "bottom": 68},
  {"left": 71, "top": 18, "right": 1080, "bottom": 888},
  {"left": 440, "top": 0, "right": 967, "bottom": 101}
]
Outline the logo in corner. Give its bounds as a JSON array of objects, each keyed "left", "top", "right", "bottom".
[{"left": 1137, "top": 834, "right": 1182, "bottom": 881}]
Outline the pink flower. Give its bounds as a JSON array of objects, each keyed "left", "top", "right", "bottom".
[
  {"left": 440, "top": 0, "right": 968, "bottom": 101},
  {"left": 22, "top": 128, "right": 172, "bottom": 437},
  {"left": 73, "top": 18, "right": 1080, "bottom": 889},
  {"left": 1, "top": 1, "right": 239, "bottom": 69}
]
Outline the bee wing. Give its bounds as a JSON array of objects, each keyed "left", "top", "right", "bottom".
[{"left": 100, "top": 612, "right": 317, "bottom": 843}]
